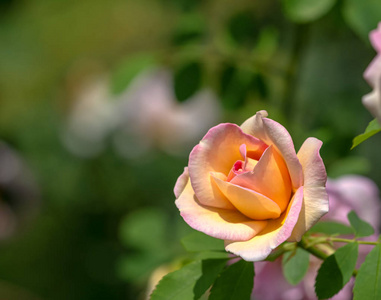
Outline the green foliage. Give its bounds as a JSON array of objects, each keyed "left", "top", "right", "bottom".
[
  {"left": 174, "top": 61, "right": 203, "bottom": 102},
  {"left": 352, "top": 119, "right": 381, "bottom": 149},
  {"left": 119, "top": 208, "right": 167, "bottom": 250},
  {"left": 219, "top": 65, "right": 256, "bottom": 110},
  {"left": 118, "top": 208, "right": 173, "bottom": 282},
  {"left": 181, "top": 231, "right": 225, "bottom": 252},
  {"left": 110, "top": 53, "right": 156, "bottom": 95},
  {"left": 328, "top": 156, "right": 371, "bottom": 178},
  {"left": 315, "top": 242, "right": 358, "bottom": 299},
  {"left": 343, "top": 0, "right": 381, "bottom": 40},
  {"left": 209, "top": 260, "right": 254, "bottom": 300},
  {"left": 227, "top": 11, "right": 258, "bottom": 46},
  {"left": 282, "top": 0, "right": 336, "bottom": 23},
  {"left": 171, "top": 13, "right": 205, "bottom": 46},
  {"left": 282, "top": 248, "right": 310, "bottom": 285},
  {"left": 348, "top": 211, "right": 374, "bottom": 238},
  {"left": 150, "top": 258, "right": 228, "bottom": 300},
  {"left": 353, "top": 243, "right": 381, "bottom": 300},
  {"left": 308, "top": 221, "right": 354, "bottom": 236}
]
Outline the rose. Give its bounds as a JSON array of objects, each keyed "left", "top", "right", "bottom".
[
  {"left": 252, "top": 175, "right": 381, "bottom": 300},
  {"left": 174, "top": 110, "right": 329, "bottom": 261},
  {"left": 363, "top": 22, "right": 381, "bottom": 125}
]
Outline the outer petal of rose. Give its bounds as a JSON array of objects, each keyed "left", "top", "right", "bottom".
[
  {"left": 240, "top": 111, "right": 303, "bottom": 189},
  {"left": 230, "top": 145, "right": 291, "bottom": 213},
  {"left": 189, "top": 123, "right": 267, "bottom": 209},
  {"left": 211, "top": 174, "right": 281, "bottom": 220},
  {"left": 225, "top": 187, "right": 304, "bottom": 261},
  {"left": 174, "top": 167, "right": 189, "bottom": 198},
  {"left": 288, "top": 138, "right": 329, "bottom": 241},
  {"left": 175, "top": 173, "right": 268, "bottom": 241}
]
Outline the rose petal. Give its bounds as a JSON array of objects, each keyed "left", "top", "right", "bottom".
[
  {"left": 240, "top": 111, "right": 303, "bottom": 190},
  {"left": 297, "top": 138, "right": 327, "bottom": 187},
  {"left": 230, "top": 145, "right": 292, "bottom": 213},
  {"left": 175, "top": 172, "right": 268, "bottom": 241},
  {"left": 189, "top": 123, "right": 267, "bottom": 209},
  {"left": 288, "top": 186, "right": 329, "bottom": 242},
  {"left": 174, "top": 167, "right": 189, "bottom": 198},
  {"left": 225, "top": 187, "right": 304, "bottom": 261},
  {"left": 211, "top": 173, "right": 282, "bottom": 220},
  {"left": 288, "top": 138, "right": 328, "bottom": 241}
]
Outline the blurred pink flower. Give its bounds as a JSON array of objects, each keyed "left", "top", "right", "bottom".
[
  {"left": 62, "top": 76, "right": 117, "bottom": 157},
  {"left": 63, "top": 69, "right": 222, "bottom": 158},
  {"left": 113, "top": 69, "right": 222, "bottom": 158},
  {"left": 363, "top": 22, "right": 381, "bottom": 125},
  {"left": 0, "top": 142, "right": 40, "bottom": 239},
  {"left": 252, "top": 175, "right": 380, "bottom": 300}
]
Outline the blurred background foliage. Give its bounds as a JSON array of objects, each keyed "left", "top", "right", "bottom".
[{"left": 0, "top": 0, "right": 381, "bottom": 299}]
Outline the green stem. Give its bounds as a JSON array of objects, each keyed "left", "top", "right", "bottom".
[
  {"left": 298, "top": 237, "right": 330, "bottom": 260},
  {"left": 328, "top": 237, "right": 380, "bottom": 245}
]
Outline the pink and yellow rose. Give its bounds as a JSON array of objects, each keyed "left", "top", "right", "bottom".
[{"left": 174, "top": 110, "right": 329, "bottom": 261}]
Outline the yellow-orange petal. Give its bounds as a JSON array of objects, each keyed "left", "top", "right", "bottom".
[
  {"left": 240, "top": 111, "right": 303, "bottom": 190},
  {"left": 189, "top": 123, "right": 267, "bottom": 209},
  {"left": 211, "top": 173, "right": 281, "bottom": 220},
  {"left": 175, "top": 170, "right": 268, "bottom": 241},
  {"left": 225, "top": 187, "right": 304, "bottom": 261},
  {"left": 230, "top": 146, "right": 292, "bottom": 213}
]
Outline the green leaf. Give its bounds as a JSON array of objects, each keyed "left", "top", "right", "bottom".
[
  {"left": 110, "top": 53, "right": 156, "bottom": 95},
  {"left": 209, "top": 260, "right": 254, "bottom": 300},
  {"left": 308, "top": 221, "right": 354, "bottom": 236},
  {"left": 282, "top": 0, "right": 336, "bottom": 23},
  {"left": 150, "top": 259, "right": 227, "bottom": 300},
  {"left": 343, "top": 0, "right": 381, "bottom": 40},
  {"left": 194, "top": 259, "right": 228, "bottom": 299},
  {"left": 282, "top": 248, "right": 310, "bottom": 285},
  {"left": 352, "top": 119, "right": 381, "bottom": 149},
  {"left": 315, "top": 242, "right": 358, "bottom": 299},
  {"left": 219, "top": 65, "right": 252, "bottom": 110},
  {"left": 353, "top": 243, "right": 381, "bottom": 300},
  {"left": 174, "top": 61, "right": 202, "bottom": 102},
  {"left": 181, "top": 231, "right": 225, "bottom": 252},
  {"left": 348, "top": 211, "right": 374, "bottom": 238}
]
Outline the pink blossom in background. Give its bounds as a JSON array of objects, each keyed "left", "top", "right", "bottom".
[
  {"left": 0, "top": 142, "right": 40, "bottom": 239},
  {"left": 325, "top": 175, "right": 380, "bottom": 231},
  {"left": 62, "top": 69, "right": 222, "bottom": 158},
  {"left": 252, "top": 175, "right": 381, "bottom": 300},
  {"left": 113, "top": 69, "right": 221, "bottom": 158},
  {"left": 363, "top": 22, "right": 381, "bottom": 125},
  {"left": 62, "top": 76, "right": 117, "bottom": 157}
]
